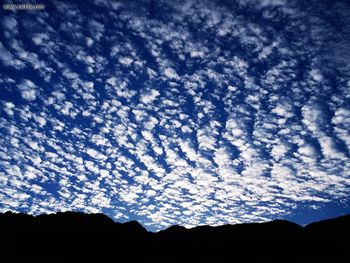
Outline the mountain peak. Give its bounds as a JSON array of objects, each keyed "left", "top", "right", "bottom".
[{"left": 1, "top": 211, "right": 350, "bottom": 261}]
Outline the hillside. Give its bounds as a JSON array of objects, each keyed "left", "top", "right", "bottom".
[{"left": 1, "top": 211, "right": 349, "bottom": 262}]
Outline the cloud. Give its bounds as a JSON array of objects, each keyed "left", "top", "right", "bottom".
[
  {"left": 302, "top": 102, "right": 347, "bottom": 160},
  {"left": 18, "top": 79, "right": 37, "bottom": 101},
  {"left": 85, "top": 81, "right": 94, "bottom": 89},
  {"left": 0, "top": 0, "right": 349, "bottom": 232},
  {"left": 332, "top": 108, "right": 350, "bottom": 152},
  {"left": 190, "top": 50, "right": 205, "bottom": 58},
  {"left": 32, "top": 33, "right": 49, "bottom": 45},
  {"left": 197, "top": 132, "right": 216, "bottom": 151},
  {"left": 3, "top": 102, "right": 15, "bottom": 117},
  {"left": 86, "top": 148, "right": 107, "bottom": 160},
  {"left": 2, "top": 16, "right": 18, "bottom": 33},
  {"left": 140, "top": 89, "right": 160, "bottom": 104},
  {"left": 0, "top": 42, "right": 24, "bottom": 69},
  {"left": 118, "top": 57, "right": 134, "bottom": 66},
  {"left": 271, "top": 143, "right": 289, "bottom": 161},
  {"left": 164, "top": 67, "right": 179, "bottom": 80}
]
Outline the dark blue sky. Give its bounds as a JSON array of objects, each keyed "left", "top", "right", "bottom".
[{"left": 0, "top": 0, "right": 350, "bottom": 231}]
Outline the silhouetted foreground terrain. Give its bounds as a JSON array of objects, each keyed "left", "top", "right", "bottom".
[{"left": 1, "top": 211, "right": 349, "bottom": 262}]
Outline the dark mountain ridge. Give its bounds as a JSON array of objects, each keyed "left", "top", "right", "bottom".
[{"left": 1, "top": 211, "right": 349, "bottom": 262}]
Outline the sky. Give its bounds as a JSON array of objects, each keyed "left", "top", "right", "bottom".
[{"left": 0, "top": 0, "right": 350, "bottom": 231}]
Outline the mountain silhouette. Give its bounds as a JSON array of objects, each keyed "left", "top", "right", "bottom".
[{"left": 1, "top": 211, "right": 349, "bottom": 262}]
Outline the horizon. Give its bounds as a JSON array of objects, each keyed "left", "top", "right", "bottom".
[
  {"left": 1, "top": 0, "right": 350, "bottom": 232},
  {"left": 2, "top": 209, "right": 350, "bottom": 232}
]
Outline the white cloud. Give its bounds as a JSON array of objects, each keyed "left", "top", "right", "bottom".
[
  {"left": 332, "top": 108, "right": 350, "bottom": 152},
  {"left": 45, "top": 152, "right": 58, "bottom": 159},
  {"left": 164, "top": 67, "right": 179, "bottom": 80},
  {"left": 271, "top": 103, "right": 293, "bottom": 118},
  {"left": 106, "top": 77, "right": 117, "bottom": 86},
  {"left": 271, "top": 143, "right": 288, "bottom": 160},
  {"left": 197, "top": 133, "right": 216, "bottom": 151},
  {"left": 225, "top": 118, "right": 245, "bottom": 137},
  {"left": 141, "top": 130, "right": 153, "bottom": 141},
  {"left": 85, "top": 81, "right": 94, "bottom": 89},
  {"left": 298, "top": 143, "right": 316, "bottom": 157},
  {"left": 3, "top": 102, "right": 15, "bottom": 116},
  {"left": 318, "top": 136, "right": 346, "bottom": 160},
  {"left": 85, "top": 160, "right": 100, "bottom": 174},
  {"left": 190, "top": 50, "right": 204, "bottom": 58},
  {"left": 86, "top": 37, "right": 94, "bottom": 47},
  {"left": 86, "top": 148, "right": 107, "bottom": 160},
  {"left": 213, "top": 147, "right": 231, "bottom": 167},
  {"left": 36, "top": 116, "right": 47, "bottom": 127},
  {"left": 140, "top": 89, "right": 160, "bottom": 104},
  {"left": 179, "top": 140, "right": 198, "bottom": 162},
  {"left": 310, "top": 69, "right": 323, "bottom": 82},
  {"left": 145, "top": 116, "right": 159, "bottom": 130},
  {"left": 100, "top": 169, "right": 110, "bottom": 178},
  {"left": 18, "top": 79, "right": 37, "bottom": 101},
  {"left": 93, "top": 115, "right": 103, "bottom": 123},
  {"left": 1, "top": 0, "right": 350, "bottom": 232},
  {"left": 153, "top": 146, "right": 164, "bottom": 156},
  {"left": 0, "top": 41, "right": 24, "bottom": 69},
  {"left": 118, "top": 56, "right": 133, "bottom": 66},
  {"left": 25, "top": 139, "right": 39, "bottom": 150},
  {"left": 302, "top": 102, "right": 347, "bottom": 160},
  {"left": 32, "top": 33, "right": 49, "bottom": 45},
  {"left": 181, "top": 125, "right": 193, "bottom": 133},
  {"left": 24, "top": 166, "right": 37, "bottom": 180},
  {"left": 2, "top": 16, "right": 18, "bottom": 32}
]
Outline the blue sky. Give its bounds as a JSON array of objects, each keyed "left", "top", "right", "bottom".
[{"left": 0, "top": 0, "right": 350, "bottom": 231}]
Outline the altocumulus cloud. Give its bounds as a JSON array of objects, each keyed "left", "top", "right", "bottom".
[{"left": 0, "top": 0, "right": 350, "bottom": 231}]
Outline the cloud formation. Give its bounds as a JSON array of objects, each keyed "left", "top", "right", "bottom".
[{"left": 0, "top": 0, "right": 349, "bottom": 231}]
